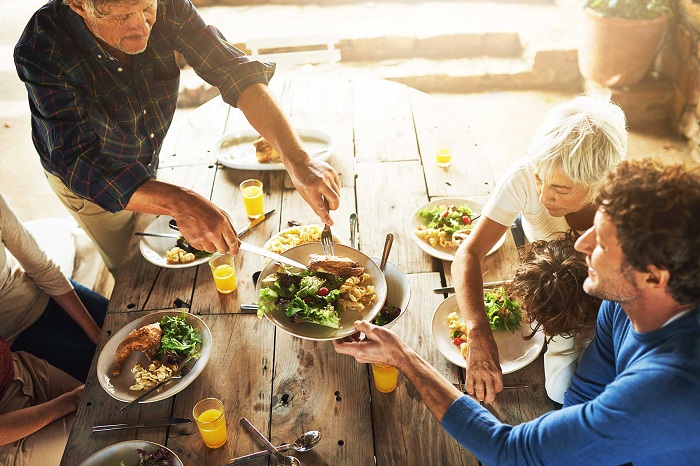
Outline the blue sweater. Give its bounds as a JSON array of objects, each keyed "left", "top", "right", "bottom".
[{"left": 442, "top": 301, "right": 700, "bottom": 465}]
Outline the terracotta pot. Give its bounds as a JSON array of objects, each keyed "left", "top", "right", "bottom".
[{"left": 578, "top": 8, "right": 668, "bottom": 88}]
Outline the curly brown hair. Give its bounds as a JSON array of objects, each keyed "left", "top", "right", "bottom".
[
  {"left": 506, "top": 230, "right": 601, "bottom": 340},
  {"left": 595, "top": 158, "right": 700, "bottom": 305}
]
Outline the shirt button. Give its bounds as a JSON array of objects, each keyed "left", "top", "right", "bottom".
[
  {"left": 97, "top": 54, "right": 102, "bottom": 59},
  {"left": 117, "top": 67, "right": 123, "bottom": 72},
  {"left": 143, "top": 109, "right": 147, "bottom": 115},
  {"left": 150, "top": 133, "right": 155, "bottom": 138}
]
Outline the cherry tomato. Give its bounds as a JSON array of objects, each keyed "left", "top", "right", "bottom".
[
  {"left": 462, "top": 215, "right": 471, "bottom": 225},
  {"left": 453, "top": 338, "right": 466, "bottom": 347},
  {"left": 303, "top": 296, "right": 314, "bottom": 304},
  {"left": 442, "top": 210, "right": 450, "bottom": 218},
  {"left": 318, "top": 287, "right": 330, "bottom": 297}
]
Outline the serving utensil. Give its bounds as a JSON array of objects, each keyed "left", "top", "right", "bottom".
[
  {"left": 119, "top": 355, "right": 198, "bottom": 412},
  {"left": 379, "top": 233, "right": 394, "bottom": 272},
  {"left": 227, "top": 430, "right": 321, "bottom": 465},
  {"left": 239, "top": 241, "right": 308, "bottom": 270},
  {"left": 240, "top": 417, "right": 301, "bottom": 466},
  {"left": 92, "top": 417, "right": 191, "bottom": 432},
  {"left": 135, "top": 231, "right": 180, "bottom": 239},
  {"left": 320, "top": 197, "right": 334, "bottom": 257},
  {"left": 349, "top": 213, "right": 358, "bottom": 249}
]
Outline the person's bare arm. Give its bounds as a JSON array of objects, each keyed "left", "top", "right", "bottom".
[
  {"left": 333, "top": 321, "right": 462, "bottom": 422},
  {"left": 0, "top": 385, "right": 84, "bottom": 446},
  {"left": 451, "top": 218, "right": 509, "bottom": 402},
  {"left": 51, "top": 291, "right": 101, "bottom": 345},
  {"left": 125, "top": 179, "right": 239, "bottom": 255},
  {"left": 236, "top": 83, "right": 341, "bottom": 225}
]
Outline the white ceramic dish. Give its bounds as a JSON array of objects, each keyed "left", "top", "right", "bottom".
[
  {"left": 408, "top": 197, "right": 506, "bottom": 261},
  {"left": 96, "top": 310, "right": 212, "bottom": 403},
  {"left": 214, "top": 129, "right": 334, "bottom": 171},
  {"left": 263, "top": 224, "right": 346, "bottom": 255},
  {"left": 138, "top": 215, "right": 213, "bottom": 269},
  {"left": 369, "top": 258, "right": 411, "bottom": 329},
  {"left": 431, "top": 295, "right": 544, "bottom": 374},
  {"left": 256, "top": 243, "right": 387, "bottom": 341},
  {"left": 79, "top": 440, "right": 183, "bottom": 466}
]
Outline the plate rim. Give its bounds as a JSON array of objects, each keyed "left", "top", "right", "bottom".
[
  {"left": 407, "top": 197, "right": 506, "bottom": 261},
  {"left": 96, "top": 310, "right": 212, "bottom": 403},
  {"left": 214, "top": 128, "right": 334, "bottom": 171},
  {"left": 431, "top": 295, "right": 544, "bottom": 374},
  {"left": 78, "top": 440, "right": 183, "bottom": 466},
  {"left": 138, "top": 215, "right": 211, "bottom": 269}
]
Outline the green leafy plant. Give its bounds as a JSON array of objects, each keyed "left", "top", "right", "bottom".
[{"left": 585, "top": 0, "right": 672, "bottom": 19}]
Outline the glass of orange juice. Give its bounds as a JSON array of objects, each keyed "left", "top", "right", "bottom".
[
  {"left": 435, "top": 148, "right": 452, "bottom": 168},
  {"left": 193, "top": 397, "right": 227, "bottom": 448},
  {"left": 240, "top": 179, "right": 264, "bottom": 219},
  {"left": 208, "top": 252, "right": 237, "bottom": 294},
  {"left": 371, "top": 363, "right": 399, "bottom": 393}
]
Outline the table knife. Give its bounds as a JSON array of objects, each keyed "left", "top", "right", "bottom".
[
  {"left": 237, "top": 209, "right": 276, "bottom": 238},
  {"left": 239, "top": 241, "right": 308, "bottom": 270},
  {"left": 135, "top": 231, "right": 180, "bottom": 238},
  {"left": 92, "top": 417, "right": 191, "bottom": 432},
  {"left": 453, "top": 382, "right": 529, "bottom": 392},
  {"left": 433, "top": 279, "right": 513, "bottom": 294}
]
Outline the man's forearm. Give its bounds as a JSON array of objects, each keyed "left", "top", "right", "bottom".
[{"left": 124, "top": 179, "right": 192, "bottom": 216}]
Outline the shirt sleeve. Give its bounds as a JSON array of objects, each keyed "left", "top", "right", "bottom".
[
  {"left": 543, "top": 334, "right": 579, "bottom": 404},
  {"left": 14, "top": 55, "right": 153, "bottom": 212},
  {"left": 164, "top": 0, "right": 275, "bottom": 108},
  {"left": 481, "top": 161, "right": 530, "bottom": 228}
]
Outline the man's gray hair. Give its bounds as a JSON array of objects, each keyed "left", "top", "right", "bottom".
[{"left": 528, "top": 95, "right": 628, "bottom": 201}]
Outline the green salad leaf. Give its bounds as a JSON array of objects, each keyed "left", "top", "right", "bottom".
[
  {"left": 418, "top": 204, "right": 475, "bottom": 236},
  {"left": 484, "top": 287, "right": 522, "bottom": 332},
  {"left": 157, "top": 310, "right": 202, "bottom": 361}
]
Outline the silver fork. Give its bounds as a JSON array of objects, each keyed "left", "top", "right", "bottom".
[
  {"left": 320, "top": 197, "right": 334, "bottom": 257},
  {"left": 119, "top": 355, "right": 199, "bottom": 411}
]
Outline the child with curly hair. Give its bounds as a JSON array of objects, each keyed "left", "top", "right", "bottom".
[{"left": 506, "top": 230, "right": 601, "bottom": 404}]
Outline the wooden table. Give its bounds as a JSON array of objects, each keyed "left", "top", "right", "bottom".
[{"left": 61, "top": 74, "right": 554, "bottom": 465}]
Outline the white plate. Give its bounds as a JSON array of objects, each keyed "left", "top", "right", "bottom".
[
  {"left": 408, "top": 197, "right": 506, "bottom": 261},
  {"left": 256, "top": 243, "right": 387, "bottom": 341},
  {"left": 96, "top": 310, "right": 212, "bottom": 403},
  {"left": 263, "top": 224, "right": 346, "bottom": 255},
  {"left": 79, "top": 440, "right": 183, "bottom": 466},
  {"left": 431, "top": 295, "right": 544, "bottom": 374},
  {"left": 139, "top": 215, "right": 213, "bottom": 269},
  {"left": 214, "top": 129, "right": 334, "bottom": 171}
]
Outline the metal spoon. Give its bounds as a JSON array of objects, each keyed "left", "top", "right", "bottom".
[
  {"left": 379, "top": 233, "right": 394, "bottom": 272},
  {"left": 227, "top": 431, "right": 322, "bottom": 465},
  {"left": 349, "top": 213, "right": 358, "bottom": 249}
]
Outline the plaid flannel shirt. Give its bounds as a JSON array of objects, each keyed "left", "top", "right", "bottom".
[{"left": 14, "top": 0, "right": 274, "bottom": 212}]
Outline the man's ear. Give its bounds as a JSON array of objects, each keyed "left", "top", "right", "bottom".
[
  {"left": 67, "top": 0, "right": 90, "bottom": 20},
  {"left": 643, "top": 264, "right": 670, "bottom": 289}
]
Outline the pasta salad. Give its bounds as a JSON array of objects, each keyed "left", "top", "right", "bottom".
[{"left": 414, "top": 204, "right": 476, "bottom": 249}]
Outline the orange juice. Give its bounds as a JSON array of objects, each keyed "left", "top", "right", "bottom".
[
  {"left": 241, "top": 183, "right": 264, "bottom": 219},
  {"left": 371, "top": 364, "right": 399, "bottom": 393},
  {"left": 435, "top": 148, "right": 452, "bottom": 168},
  {"left": 213, "top": 263, "right": 237, "bottom": 293},
  {"left": 197, "top": 408, "right": 227, "bottom": 448}
]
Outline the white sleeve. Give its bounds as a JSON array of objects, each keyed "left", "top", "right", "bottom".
[
  {"left": 481, "top": 161, "right": 532, "bottom": 228},
  {"left": 544, "top": 334, "right": 580, "bottom": 404}
]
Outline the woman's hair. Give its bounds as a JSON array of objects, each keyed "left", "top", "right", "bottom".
[
  {"left": 596, "top": 159, "right": 700, "bottom": 305},
  {"left": 529, "top": 95, "right": 628, "bottom": 202},
  {"left": 506, "top": 230, "right": 601, "bottom": 340},
  {"left": 63, "top": 0, "right": 146, "bottom": 17}
]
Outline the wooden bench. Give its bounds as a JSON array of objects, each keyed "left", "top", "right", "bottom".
[{"left": 245, "top": 34, "right": 341, "bottom": 67}]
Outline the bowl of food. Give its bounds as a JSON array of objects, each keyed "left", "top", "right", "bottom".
[
  {"left": 255, "top": 243, "right": 387, "bottom": 340},
  {"left": 369, "top": 259, "right": 411, "bottom": 330}
]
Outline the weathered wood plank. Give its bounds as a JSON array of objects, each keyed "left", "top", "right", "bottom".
[
  {"left": 352, "top": 78, "right": 419, "bottom": 163},
  {"left": 60, "top": 312, "right": 173, "bottom": 465},
  {"left": 372, "top": 272, "right": 478, "bottom": 465},
  {"left": 355, "top": 161, "right": 433, "bottom": 274},
  {"left": 167, "top": 313, "right": 276, "bottom": 462}
]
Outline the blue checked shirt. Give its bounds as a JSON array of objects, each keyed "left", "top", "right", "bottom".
[{"left": 15, "top": 0, "right": 274, "bottom": 212}]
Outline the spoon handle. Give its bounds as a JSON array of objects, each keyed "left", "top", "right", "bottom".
[
  {"left": 240, "top": 417, "right": 294, "bottom": 464},
  {"left": 379, "top": 233, "right": 394, "bottom": 272},
  {"left": 227, "top": 444, "right": 292, "bottom": 465}
]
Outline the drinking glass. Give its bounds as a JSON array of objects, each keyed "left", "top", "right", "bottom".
[
  {"left": 371, "top": 363, "right": 399, "bottom": 393},
  {"left": 193, "top": 397, "right": 227, "bottom": 449},
  {"left": 240, "top": 179, "right": 264, "bottom": 219},
  {"left": 208, "top": 252, "right": 237, "bottom": 294},
  {"left": 435, "top": 148, "right": 452, "bottom": 168}
]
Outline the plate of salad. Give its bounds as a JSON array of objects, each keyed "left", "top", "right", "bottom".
[
  {"left": 79, "top": 441, "right": 183, "bottom": 466},
  {"left": 96, "top": 310, "right": 212, "bottom": 403},
  {"left": 256, "top": 243, "right": 387, "bottom": 341},
  {"left": 408, "top": 198, "right": 506, "bottom": 262},
  {"left": 431, "top": 293, "right": 544, "bottom": 374}
]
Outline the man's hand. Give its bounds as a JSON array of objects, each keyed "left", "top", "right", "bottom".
[
  {"left": 333, "top": 320, "right": 406, "bottom": 367},
  {"left": 287, "top": 156, "right": 341, "bottom": 225},
  {"left": 171, "top": 192, "right": 239, "bottom": 255},
  {"left": 464, "top": 331, "right": 503, "bottom": 402}
]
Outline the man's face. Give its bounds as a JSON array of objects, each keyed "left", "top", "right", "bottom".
[
  {"left": 81, "top": 0, "right": 158, "bottom": 55},
  {"left": 575, "top": 210, "right": 640, "bottom": 303}
]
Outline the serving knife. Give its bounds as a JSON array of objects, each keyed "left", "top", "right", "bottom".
[
  {"left": 239, "top": 241, "right": 308, "bottom": 270},
  {"left": 92, "top": 417, "right": 191, "bottom": 432},
  {"left": 238, "top": 209, "right": 276, "bottom": 238}
]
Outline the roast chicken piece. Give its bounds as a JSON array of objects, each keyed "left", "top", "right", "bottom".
[
  {"left": 307, "top": 254, "right": 365, "bottom": 277},
  {"left": 112, "top": 323, "right": 162, "bottom": 377},
  {"left": 253, "top": 137, "right": 281, "bottom": 163}
]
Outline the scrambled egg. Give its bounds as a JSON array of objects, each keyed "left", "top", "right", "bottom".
[
  {"left": 129, "top": 361, "right": 174, "bottom": 391},
  {"left": 165, "top": 246, "right": 195, "bottom": 264}
]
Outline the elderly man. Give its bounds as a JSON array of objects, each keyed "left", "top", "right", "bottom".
[
  {"left": 14, "top": 0, "right": 341, "bottom": 276},
  {"left": 335, "top": 159, "right": 700, "bottom": 464}
]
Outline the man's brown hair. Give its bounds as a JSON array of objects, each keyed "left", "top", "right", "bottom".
[{"left": 596, "top": 158, "right": 700, "bottom": 305}]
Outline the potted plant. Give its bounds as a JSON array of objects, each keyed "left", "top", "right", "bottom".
[{"left": 578, "top": 0, "right": 672, "bottom": 88}]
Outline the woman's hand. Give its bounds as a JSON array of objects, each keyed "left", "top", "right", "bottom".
[{"left": 463, "top": 330, "right": 503, "bottom": 402}]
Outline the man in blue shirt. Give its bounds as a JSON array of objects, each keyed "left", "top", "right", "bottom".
[
  {"left": 335, "top": 159, "right": 700, "bottom": 464},
  {"left": 15, "top": 0, "right": 341, "bottom": 275}
]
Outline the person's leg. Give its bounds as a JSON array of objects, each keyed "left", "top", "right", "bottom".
[
  {"left": 44, "top": 171, "right": 137, "bottom": 277},
  {"left": 70, "top": 279, "right": 108, "bottom": 328}
]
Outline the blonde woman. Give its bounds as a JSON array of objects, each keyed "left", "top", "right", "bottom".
[{"left": 451, "top": 95, "right": 627, "bottom": 402}]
